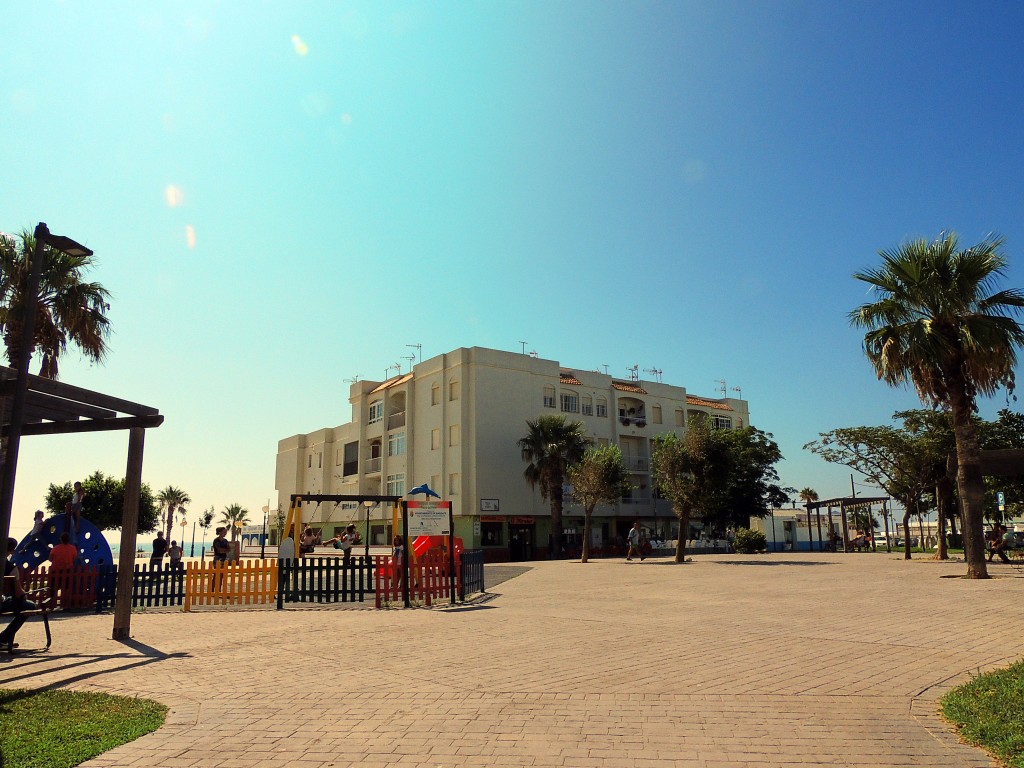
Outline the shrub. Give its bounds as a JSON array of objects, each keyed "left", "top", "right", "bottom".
[{"left": 733, "top": 528, "right": 766, "bottom": 554}]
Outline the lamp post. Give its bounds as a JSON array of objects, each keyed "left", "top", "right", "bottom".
[
  {"left": 190, "top": 520, "right": 197, "bottom": 557},
  {"left": 261, "top": 505, "right": 268, "bottom": 559},
  {"left": 179, "top": 514, "right": 187, "bottom": 549},
  {"left": 0, "top": 223, "right": 92, "bottom": 567}
]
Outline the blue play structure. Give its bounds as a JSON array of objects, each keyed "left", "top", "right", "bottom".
[{"left": 12, "top": 514, "right": 113, "bottom": 571}]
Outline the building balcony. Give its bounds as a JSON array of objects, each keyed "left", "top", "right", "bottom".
[
  {"left": 620, "top": 494, "right": 652, "bottom": 506},
  {"left": 624, "top": 456, "right": 649, "bottom": 472},
  {"left": 364, "top": 457, "right": 382, "bottom": 474},
  {"left": 387, "top": 411, "right": 406, "bottom": 430},
  {"left": 618, "top": 416, "right": 647, "bottom": 428}
]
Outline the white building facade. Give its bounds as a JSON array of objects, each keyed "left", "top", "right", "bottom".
[{"left": 276, "top": 346, "right": 750, "bottom": 561}]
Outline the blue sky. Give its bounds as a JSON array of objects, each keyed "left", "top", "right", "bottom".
[{"left": 3, "top": 1, "right": 1023, "bottom": 538}]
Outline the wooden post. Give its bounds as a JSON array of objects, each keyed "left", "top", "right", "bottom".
[{"left": 113, "top": 427, "right": 145, "bottom": 641}]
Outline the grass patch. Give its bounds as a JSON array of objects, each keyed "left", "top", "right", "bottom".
[
  {"left": 941, "top": 660, "right": 1024, "bottom": 767},
  {"left": 0, "top": 688, "right": 166, "bottom": 768}
]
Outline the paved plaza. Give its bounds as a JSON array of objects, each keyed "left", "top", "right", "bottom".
[{"left": 3, "top": 553, "right": 1021, "bottom": 767}]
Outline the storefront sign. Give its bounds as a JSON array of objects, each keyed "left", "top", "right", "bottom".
[
  {"left": 480, "top": 499, "right": 500, "bottom": 512},
  {"left": 407, "top": 500, "right": 452, "bottom": 536},
  {"left": 480, "top": 515, "right": 505, "bottom": 523},
  {"left": 510, "top": 516, "right": 535, "bottom": 525}
]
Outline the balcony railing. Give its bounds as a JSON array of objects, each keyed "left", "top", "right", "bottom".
[
  {"left": 387, "top": 411, "right": 406, "bottom": 430},
  {"left": 620, "top": 495, "right": 652, "bottom": 506},
  {"left": 624, "top": 456, "right": 648, "bottom": 472},
  {"left": 364, "top": 457, "right": 382, "bottom": 473}
]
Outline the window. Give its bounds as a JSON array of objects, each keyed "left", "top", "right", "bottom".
[
  {"left": 543, "top": 385, "right": 556, "bottom": 408},
  {"left": 388, "top": 431, "right": 406, "bottom": 457},
  {"left": 386, "top": 473, "right": 405, "bottom": 496},
  {"left": 712, "top": 415, "right": 733, "bottom": 430},
  {"left": 582, "top": 395, "right": 593, "bottom": 416},
  {"left": 596, "top": 397, "right": 608, "bottom": 417},
  {"left": 448, "top": 472, "right": 460, "bottom": 495},
  {"left": 597, "top": 437, "right": 610, "bottom": 447},
  {"left": 736, "top": 418, "right": 744, "bottom": 428},
  {"left": 431, "top": 383, "right": 440, "bottom": 405},
  {"left": 560, "top": 391, "right": 579, "bottom": 413},
  {"left": 449, "top": 424, "right": 460, "bottom": 446},
  {"left": 308, "top": 454, "right": 312, "bottom": 468},
  {"left": 431, "top": 428, "right": 441, "bottom": 450},
  {"left": 368, "top": 400, "right": 383, "bottom": 424},
  {"left": 675, "top": 409, "right": 684, "bottom": 426},
  {"left": 652, "top": 405, "right": 662, "bottom": 424},
  {"left": 481, "top": 522, "right": 503, "bottom": 546},
  {"left": 449, "top": 380, "right": 460, "bottom": 401},
  {"left": 342, "top": 442, "right": 359, "bottom": 476},
  {"left": 318, "top": 452, "right": 322, "bottom": 469}
]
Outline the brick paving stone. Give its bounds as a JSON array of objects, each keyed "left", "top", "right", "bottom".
[{"left": 0, "top": 554, "right": 1019, "bottom": 766}]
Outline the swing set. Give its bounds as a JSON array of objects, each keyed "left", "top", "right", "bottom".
[{"left": 282, "top": 494, "right": 403, "bottom": 555}]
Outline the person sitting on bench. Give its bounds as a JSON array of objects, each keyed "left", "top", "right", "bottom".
[
  {"left": 1, "top": 537, "right": 38, "bottom": 652},
  {"left": 991, "top": 524, "right": 1014, "bottom": 563}
]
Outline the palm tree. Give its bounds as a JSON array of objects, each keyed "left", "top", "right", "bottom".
[
  {"left": 799, "top": 488, "right": 821, "bottom": 547},
  {"left": 157, "top": 486, "right": 191, "bottom": 543},
  {"left": 0, "top": 229, "right": 111, "bottom": 379},
  {"left": 851, "top": 233, "right": 1024, "bottom": 578},
  {"left": 220, "top": 503, "right": 250, "bottom": 542},
  {"left": 518, "top": 415, "right": 590, "bottom": 558}
]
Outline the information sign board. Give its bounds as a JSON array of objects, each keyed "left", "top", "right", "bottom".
[{"left": 407, "top": 500, "right": 452, "bottom": 536}]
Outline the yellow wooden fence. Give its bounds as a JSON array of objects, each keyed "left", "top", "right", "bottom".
[{"left": 184, "top": 559, "right": 278, "bottom": 610}]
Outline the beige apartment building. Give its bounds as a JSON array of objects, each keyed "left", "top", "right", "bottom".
[{"left": 275, "top": 346, "right": 749, "bottom": 561}]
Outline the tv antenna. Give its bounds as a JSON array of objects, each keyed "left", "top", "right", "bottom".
[
  {"left": 731, "top": 385, "right": 742, "bottom": 399},
  {"left": 406, "top": 343, "right": 422, "bottom": 364},
  {"left": 519, "top": 341, "right": 528, "bottom": 354},
  {"left": 402, "top": 354, "right": 416, "bottom": 372},
  {"left": 715, "top": 379, "right": 727, "bottom": 397},
  {"left": 343, "top": 375, "right": 360, "bottom": 384},
  {"left": 627, "top": 364, "right": 639, "bottom": 381},
  {"left": 386, "top": 363, "right": 400, "bottom": 379},
  {"left": 644, "top": 367, "right": 663, "bottom": 383}
]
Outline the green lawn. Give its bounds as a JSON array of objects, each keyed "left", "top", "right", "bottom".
[
  {"left": 0, "top": 688, "right": 166, "bottom": 768},
  {"left": 941, "top": 661, "right": 1024, "bottom": 767}
]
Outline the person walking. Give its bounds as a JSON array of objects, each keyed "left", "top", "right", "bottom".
[
  {"left": 626, "top": 521, "right": 645, "bottom": 562},
  {"left": 168, "top": 540, "right": 184, "bottom": 575}
]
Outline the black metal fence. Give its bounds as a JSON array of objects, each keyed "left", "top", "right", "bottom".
[
  {"left": 276, "top": 556, "right": 374, "bottom": 608},
  {"left": 459, "top": 549, "right": 485, "bottom": 599}
]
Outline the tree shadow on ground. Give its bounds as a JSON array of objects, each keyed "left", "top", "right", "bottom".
[{"left": 711, "top": 560, "right": 837, "bottom": 567}]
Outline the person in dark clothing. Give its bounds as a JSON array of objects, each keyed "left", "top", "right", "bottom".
[{"left": 1, "top": 537, "right": 38, "bottom": 652}]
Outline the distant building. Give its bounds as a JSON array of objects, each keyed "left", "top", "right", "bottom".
[{"left": 276, "top": 346, "right": 749, "bottom": 561}]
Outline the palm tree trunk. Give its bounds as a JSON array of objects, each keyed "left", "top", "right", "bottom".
[
  {"left": 947, "top": 379, "right": 989, "bottom": 579},
  {"left": 549, "top": 478, "right": 563, "bottom": 559},
  {"left": 165, "top": 504, "right": 175, "bottom": 543},
  {"left": 935, "top": 479, "right": 949, "bottom": 560},
  {"left": 674, "top": 507, "right": 689, "bottom": 563}
]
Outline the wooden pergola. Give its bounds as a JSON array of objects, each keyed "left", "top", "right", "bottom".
[
  {"left": 804, "top": 495, "right": 891, "bottom": 552},
  {"left": 0, "top": 365, "right": 163, "bottom": 640}
]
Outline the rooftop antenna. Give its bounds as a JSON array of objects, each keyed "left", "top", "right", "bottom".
[
  {"left": 602, "top": 364, "right": 609, "bottom": 375},
  {"left": 386, "top": 363, "right": 400, "bottom": 380},
  {"left": 715, "top": 379, "right": 727, "bottom": 397},
  {"left": 644, "top": 367, "right": 663, "bottom": 383},
  {"left": 627, "top": 364, "right": 639, "bottom": 381},
  {"left": 731, "top": 385, "right": 742, "bottom": 399},
  {"left": 344, "top": 375, "right": 360, "bottom": 384},
  {"left": 519, "top": 341, "right": 528, "bottom": 354},
  {"left": 406, "top": 343, "right": 422, "bottom": 364},
  {"left": 402, "top": 354, "right": 416, "bottom": 372}
]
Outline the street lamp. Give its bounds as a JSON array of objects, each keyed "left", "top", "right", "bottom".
[
  {"left": 0, "top": 223, "right": 92, "bottom": 566},
  {"left": 179, "top": 514, "right": 187, "bottom": 548}
]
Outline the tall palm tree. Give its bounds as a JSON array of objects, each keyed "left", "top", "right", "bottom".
[
  {"left": 220, "top": 503, "right": 250, "bottom": 542},
  {"left": 157, "top": 486, "right": 191, "bottom": 543},
  {"left": 851, "top": 233, "right": 1024, "bottom": 578},
  {"left": 518, "top": 415, "right": 590, "bottom": 558},
  {"left": 0, "top": 229, "right": 111, "bottom": 379}
]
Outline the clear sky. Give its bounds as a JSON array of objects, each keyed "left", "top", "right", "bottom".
[{"left": 3, "top": 1, "right": 1023, "bottom": 539}]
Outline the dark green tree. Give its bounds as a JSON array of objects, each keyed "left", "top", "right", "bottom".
[
  {"left": 518, "top": 415, "right": 590, "bottom": 558},
  {"left": 712, "top": 427, "right": 792, "bottom": 530},
  {"left": 851, "top": 233, "right": 1024, "bottom": 578},
  {"left": 45, "top": 470, "right": 159, "bottom": 532},
  {"left": 566, "top": 445, "right": 631, "bottom": 563}
]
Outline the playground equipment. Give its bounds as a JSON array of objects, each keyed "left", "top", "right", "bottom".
[
  {"left": 282, "top": 494, "right": 403, "bottom": 556},
  {"left": 12, "top": 514, "right": 113, "bottom": 571},
  {"left": 411, "top": 535, "right": 463, "bottom": 562}
]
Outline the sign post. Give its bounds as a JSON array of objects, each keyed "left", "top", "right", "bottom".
[{"left": 407, "top": 499, "right": 457, "bottom": 605}]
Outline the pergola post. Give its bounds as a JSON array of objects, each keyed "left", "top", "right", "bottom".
[{"left": 113, "top": 427, "right": 145, "bottom": 641}]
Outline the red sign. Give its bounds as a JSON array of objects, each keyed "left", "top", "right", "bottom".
[
  {"left": 510, "top": 516, "right": 535, "bottom": 525},
  {"left": 480, "top": 515, "right": 505, "bottom": 523}
]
